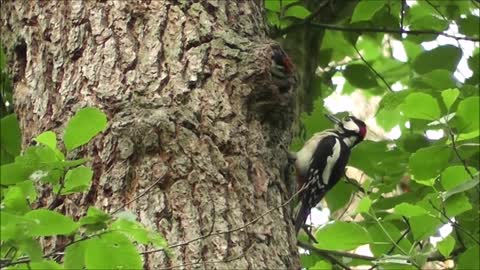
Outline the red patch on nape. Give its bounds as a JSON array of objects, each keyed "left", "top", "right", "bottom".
[{"left": 359, "top": 126, "right": 367, "bottom": 139}]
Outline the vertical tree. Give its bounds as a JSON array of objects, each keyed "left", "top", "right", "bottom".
[{"left": 1, "top": 1, "right": 299, "bottom": 269}]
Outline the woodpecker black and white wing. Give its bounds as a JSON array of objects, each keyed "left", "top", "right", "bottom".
[{"left": 294, "top": 135, "right": 350, "bottom": 234}]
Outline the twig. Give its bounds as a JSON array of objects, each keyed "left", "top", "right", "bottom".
[
  {"left": 276, "top": 22, "right": 480, "bottom": 42},
  {"left": 448, "top": 131, "right": 475, "bottom": 179},
  {"left": 428, "top": 200, "right": 480, "bottom": 245},
  {"left": 298, "top": 240, "right": 376, "bottom": 261},
  {"left": 353, "top": 45, "right": 393, "bottom": 92},
  {"left": 48, "top": 175, "right": 66, "bottom": 210},
  {"left": 298, "top": 240, "right": 378, "bottom": 270},
  {"left": 368, "top": 217, "right": 411, "bottom": 270},
  {"left": 158, "top": 252, "right": 245, "bottom": 270},
  {"left": 110, "top": 175, "right": 166, "bottom": 215},
  {"left": 400, "top": 0, "right": 406, "bottom": 32},
  {"left": 344, "top": 171, "right": 366, "bottom": 194},
  {"left": 143, "top": 184, "right": 309, "bottom": 255}
]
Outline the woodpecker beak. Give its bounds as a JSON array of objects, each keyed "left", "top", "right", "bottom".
[{"left": 325, "top": 114, "right": 341, "bottom": 124}]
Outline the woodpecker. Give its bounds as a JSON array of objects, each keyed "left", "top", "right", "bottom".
[
  {"left": 293, "top": 114, "right": 367, "bottom": 235},
  {"left": 270, "top": 45, "right": 296, "bottom": 91}
]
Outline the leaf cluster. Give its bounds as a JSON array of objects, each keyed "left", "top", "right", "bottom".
[
  {"left": 0, "top": 106, "right": 167, "bottom": 269},
  {"left": 267, "top": 0, "right": 479, "bottom": 269}
]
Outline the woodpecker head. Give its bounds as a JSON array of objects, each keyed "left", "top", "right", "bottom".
[{"left": 326, "top": 114, "right": 367, "bottom": 147}]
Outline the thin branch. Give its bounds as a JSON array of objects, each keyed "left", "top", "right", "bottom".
[
  {"left": 448, "top": 131, "right": 475, "bottom": 179},
  {"left": 400, "top": 0, "right": 406, "bottom": 31},
  {"left": 298, "top": 240, "right": 377, "bottom": 270},
  {"left": 47, "top": 173, "right": 66, "bottom": 210},
  {"left": 369, "top": 217, "right": 411, "bottom": 270},
  {"left": 353, "top": 45, "right": 393, "bottom": 92},
  {"left": 158, "top": 252, "right": 245, "bottom": 270},
  {"left": 276, "top": 22, "right": 480, "bottom": 42},
  {"left": 110, "top": 175, "right": 166, "bottom": 215},
  {"left": 429, "top": 200, "right": 480, "bottom": 245},
  {"left": 144, "top": 183, "right": 309, "bottom": 255}
]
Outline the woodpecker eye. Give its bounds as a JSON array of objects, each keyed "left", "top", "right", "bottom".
[{"left": 344, "top": 117, "right": 351, "bottom": 122}]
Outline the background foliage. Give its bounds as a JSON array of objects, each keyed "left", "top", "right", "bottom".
[
  {"left": 1, "top": 0, "right": 479, "bottom": 269},
  {"left": 267, "top": 0, "right": 479, "bottom": 269}
]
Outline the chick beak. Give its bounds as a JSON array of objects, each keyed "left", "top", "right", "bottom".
[{"left": 325, "top": 114, "right": 341, "bottom": 125}]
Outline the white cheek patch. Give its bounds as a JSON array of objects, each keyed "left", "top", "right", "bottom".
[{"left": 343, "top": 121, "right": 359, "bottom": 133}]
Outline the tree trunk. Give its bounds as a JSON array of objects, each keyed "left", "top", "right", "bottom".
[{"left": 1, "top": 1, "right": 299, "bottom": 269}]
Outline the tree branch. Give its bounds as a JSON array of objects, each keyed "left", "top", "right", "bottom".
[
  {"left": 448, "top": 131, "right": 475, "bottom": 179},
  {"left": 353, "top": 44, "right": 394, "bottom": 92},
  {"left": 276, "top": 22, "right": 480, "bottom": 42}
]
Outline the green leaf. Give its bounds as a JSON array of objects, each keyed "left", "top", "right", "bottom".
[
  {"left": 63, "top": 107, "right": 107, "bottom": 151},
  {"left": 441, "top": 166, "right": 477, "bottom": 191},
  {"left": 16, "top": 180, "right": 37, "bottom": 202},
  {"left": 0, "top": 114, "right": 21, "bottom": 158},
  {"left": 0, "top": 163, "right": 32, "bottom": 185},
  {"left": 437, "top": 235, "right": 455, "bottom": 257},
  {"left": 34, "top": 131, "right": 56, "bottom": 151},
  {"left": 445, "top": 193, "right": 472, "bottom": 217},
  {"left": 457, "top": 245, "right": 480, "bottom": 270},
  {"left": 13, "top": 260, "right": 63, "bottom": 270},
  {"left": 325, "top": 181, "right": 354, "bottom": 213},
  {"left": 455, "top": 96, "right": 479, "bottom": 133},
  {"left": 356, "top": 196, "right": 372, "bottom": 214},
  {"left": 351, "top": 0, "right": 385, "bottom": 23},
  {"left": 17, "top": 238, "right": 43, "bottom": 263},
  {"left": 376, "top": 108, "right": 401, "bottom": 131},
  {"left": 311, "top": 260, "right": 332, "bottom": 270},
  {"left": 24, "top": 209, "right": 78, "bottom": 236},
  {"left": 0, "top": 212, "right": 35, "bottom": 241},
  {"left": 64, "top": 241, "right": 86, "bottom": 270},
  {"left": 378, "top": 90, "right": 412, "bottom": 112},
  {"left": 111, "top": 219, "right": 168, "bottom": 248},
  {"left": 458, "top": 15, "right": 480, "bottom": 38},
  {"left": 314, "top": 221, "right": 371, "bottom": 250},
  {"left": 409, "top": 145, "right": 451, "bottom": 181},
  {"left": 265, "top": 1, "right": 281, "bottom": 12},
  {"left": 343, "top": 64, "right": 378, "bottom": 89},
  {"left": 79, "top": 207, "right": 111, "bottom": 230},
  {"left": 3, "top": 186, "right": 30, "bottom": 214},
  {"left": 400, "top": 92, "right": 440, "bottom": 120},
  {"left": 34, "top": 131, "right": 64, "bottom": 160},
  {"left": 368, "top": 222, "right": 412, "bottom": 257},
  {"left": 409, "top": 215, "right": 441, "bottom": 240},
  {"left": 441, "top": 88, "right": 460, "bottom": 111},
  {"left": 413, "top": 45, "right": 462, "bottom": 74},
  {"left": 62, "top": 166, "right": 93, "bottom": 194},
  {"left": 394, "top": 203, "right": 430, "bottom": 217},
  {"left": 285, "top": 5, "right": 310, "bottom": 19},
  {"left": 85, "top": 231, "right": 143, "bottom": 270},
  {"left": 442, "top": 176, "right": 479, "bottom": 200},
  {"left": 409, "top": 69, "right": 457, "bottom": 90}
]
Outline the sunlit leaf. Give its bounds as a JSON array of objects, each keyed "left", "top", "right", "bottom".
[
  {"left": 400, "top": 93, "right": 440, "bottom": 120},
  {"left": 351, "top": 0, "right": 385, "bottom": 23},
  {"left": 85, "top": 231, "right": 143, "bottom": 270},
  {"left": 314, "top": 221, "right": 371, "bottom": 250},
  {"left": 63, "top": 107, "right": 107, "bottom": 151}
]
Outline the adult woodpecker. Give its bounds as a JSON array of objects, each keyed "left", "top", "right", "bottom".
[{"left": 293, "top": 114, "right": 367, "bottom": 235}]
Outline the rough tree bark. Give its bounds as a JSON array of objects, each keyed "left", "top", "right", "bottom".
[{"left": 1, "top": 1, "right": 299, "bottom": 269}]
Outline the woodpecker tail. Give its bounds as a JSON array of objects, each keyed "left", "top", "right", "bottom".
[{"left": 294, "top": 201, "right": 310, "bottom": 234}]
